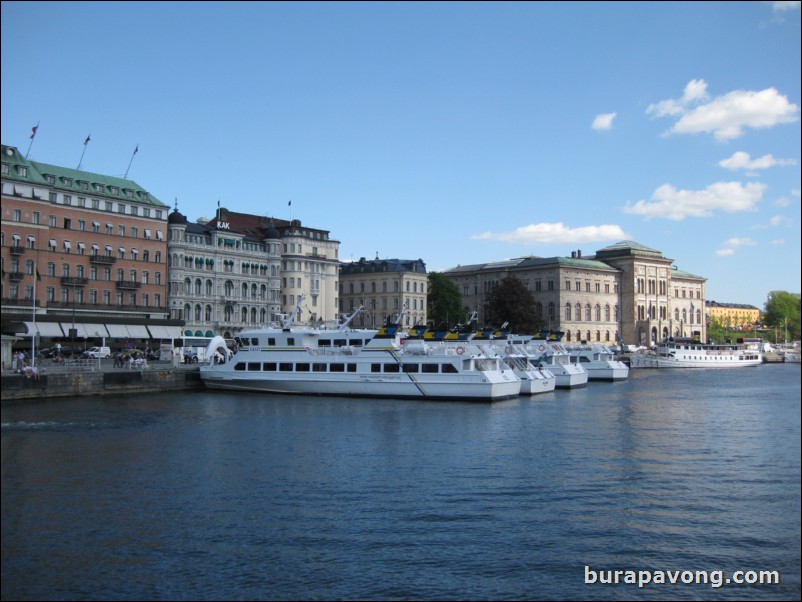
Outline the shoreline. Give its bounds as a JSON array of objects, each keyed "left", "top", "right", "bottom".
[{"left": 1, "top": 362, "right": 204, "bottom": 404}]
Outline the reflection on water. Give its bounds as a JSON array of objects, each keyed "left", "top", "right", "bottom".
[{"left": 2, "top": 365, "right": 800, "bottom": 601}]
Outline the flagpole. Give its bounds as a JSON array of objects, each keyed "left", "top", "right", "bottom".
[
  {"left": 77, "top": 134, "right": 90, "bottom": 169},
  {"left": 25, "top": 122, "right": 39, "bottom": 159},
  {"left": 124, "top": 144, "right": 138, "bottom": 179},
  {"left": 31, "top": 264, "right": 37, "bottom": 368}
]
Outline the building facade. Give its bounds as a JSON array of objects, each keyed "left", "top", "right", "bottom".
[
  {"left": 339, "top": 257, "right": 428, "bottom": 329},
  {"left": 167, "top": 206, "right": 340, "bottom": 336},
  {"left": 442, "top": 241, "right": 707, "bottom": 346},
  {"left": 1, "top": 143, "right": 179, "bottom": 349},
  {"left": 705, "top": 301, "right": 761, "bottom": 330}
]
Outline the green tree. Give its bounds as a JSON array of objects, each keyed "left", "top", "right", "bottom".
[
  {"left": 485, "top": 276, "right": 539, "bottom": 333},
  {"left": 763, "top": 291, "right": 801, "bottom": 342},
  {"left": 427, "top": 272, "right": 463, "bottom": 327}
]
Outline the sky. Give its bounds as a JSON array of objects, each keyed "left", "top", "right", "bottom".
[{"left": 2, "top": 1, "right": 800, "bottom": 309}]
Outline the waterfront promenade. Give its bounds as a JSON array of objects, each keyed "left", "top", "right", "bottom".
[{"left": 1, "top": 358, "right": 203, "bottom": 403}]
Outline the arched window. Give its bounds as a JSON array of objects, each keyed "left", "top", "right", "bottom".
[
  {"left": 575, "top": 303, "right": 582, "bottom": 321},
  {"left": 205, "top": 305, "right": 212, "bottom": 321},
  {"left": 194, "top": 304, "right": 202, "bottom": 321},
  {"left": 195, "top": 279, "right": 202, "bottom": 295},
  {"left": 206, "top": 280, "right": 213, "bottom": 296},
  {"left": 241, "top": 307, "right": 248, "bottom": 322},
  {"left": 565, "top": 303, "right": 571, "bottom": 320}
]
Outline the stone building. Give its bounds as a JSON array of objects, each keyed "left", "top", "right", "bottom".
[
  {"left": 167, "top": 206, "right": 340, "bottom": 336},
  {"left": 441, "top": 240, "right": 706, "bottom": 347},
  {"left": 339, "top": 257, "right": 428, "bottom": 329}
]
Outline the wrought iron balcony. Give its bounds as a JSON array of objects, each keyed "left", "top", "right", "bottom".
[
  {"left": 60, "top": 276, "right": 89, "bottom": 286},
  {"left": 115, "top": 280, "right": 142, "bottom": 289},
  {"left": 89, "top": 254, "right": 116, "bottom": 265},
  {"left": 9, "top": 246, "right": 26, "bottom": 256}
]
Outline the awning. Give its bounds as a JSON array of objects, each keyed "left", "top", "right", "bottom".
[
  {"left": 58, "top": 323, "right": 108, "bottom": 338},
  {"left": 91, "top": 243, "right": 99, "bottom": 251},
  {"left": 125, "top": 325, "right": 150, "bottom": 338},
  {"left": 105, "top": 324, "right": 130, "bottom": 337},
  {"left": 146, "top": 325, "right": 183, "bottom": 339},
  {"left": 63, "top": 241, "right": 71, "bottom": 250},
  {"left": 22, "top": 321, "right": 64, "bottom": 337}
]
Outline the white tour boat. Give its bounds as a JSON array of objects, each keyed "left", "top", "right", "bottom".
[
  {"left": 629, "top": 336, "right": 763, "bottom": 369},
  {"left": 566, "top": 344, "right": 629, "bottom": 381},
  {"left": 199, "top": 304, "right": 521, "bottom": 401},
  {"left": 509, "top": 332, "right": 589, "bottom": 389}
]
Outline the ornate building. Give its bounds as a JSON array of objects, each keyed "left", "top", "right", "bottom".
[
  {"left": 1, "top": 143, "right": 179, "bottom": 348},
  {"left": 442, "top": 241, "right": 706, "bottom": 346},
  {"left": 167, "top": 206, "right": 340, "bottom": 336},
  {"left": 339, "top": 257, "right": 428, "bottom": 329}
]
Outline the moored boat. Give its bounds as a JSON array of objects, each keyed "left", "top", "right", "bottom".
[
  {"left": 199, "top": 306, "right": 521, "bottom": 401},
  {"left": 629, "top": 336, "right": 762, "bottom": 369},
  {"left": 566, "top": 344, "right": 629, "bottom": 381}
]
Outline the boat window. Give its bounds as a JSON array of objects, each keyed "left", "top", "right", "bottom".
[
  {"left": 422, "top": 364, "right": 438, "bottom": 373},
  {"left": 296, "top": 363, "right": 310, "bottom": 372},
  {"left": 330, "top": 363, "right": 345, "bottom": 372},
  {"left": 263, "top": 362, "right": 277, "bottom": 371},
  {"left": 279, "top": 362, "right": 293, "bottom": 371},
  {"left": 371, "top": 364, "right": 382, "bottom": 373},
  {"left": 384, "top": 363, "right": 400, "bottom": 373},
  {"left": 247, "top": 362, "right": 261, "bottom": 371},
  {"left": 442, "top": 364, "right": 458, "bottom": 374},
  {"left": 403, "top": 364, "right": 419, "bottom": 373},
  {"left": 333, "top": 339, "right": 347, "bottom": 346},
  {"left": 234, "top": 362, "right": 247, "bottom": 371},
  {"left": 347, "top": 364, "right": 356, "bottom": 372},
  {"left": 287, "top": 338, "right": 296, "bottom": 346},
  {"left": 267, "top": 338, "right": 277, "bottom": 346},
  {"left": 312, "top": 363, "right": 327, "bottom": 372}
]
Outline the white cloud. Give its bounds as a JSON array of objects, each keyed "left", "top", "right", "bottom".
[
  {"left": 769, "top": 1, "right": 800, "bottom": 12},
  {"left": 719, "top": 151, "right": 797, "bottom": 170},
  {"left": 770, "top": 239, "right": 785, "bottom": 246},
  {"left": 592, "top": 112, "right": 617, "bottom": 131},
  {"left": 723, "top": 237, "right": 757, "bottom": 247},
  {"left": 623, "top": 181, "right": 766, "bottom": 220},
  {"left": 717, "top": 236, "right": 758, "bottom": 256},
  {"left": 471, "top": 222, "right": 629, "bottom": 245},
  {"left": 647, "top": 80, "right": 799, "bottom": 140}
]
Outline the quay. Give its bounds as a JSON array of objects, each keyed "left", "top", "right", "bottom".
[{"left": 1, "top": 359, "right": 204, "bottom": 404}]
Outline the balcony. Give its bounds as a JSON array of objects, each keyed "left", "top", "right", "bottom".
[
  {"left": 89, "top": 254, "right": 116, "bottom": 265},
  {"left": 9, "top": 246, "right": 26, "bottom": 256},
  {"left": 8, "top": 272, "right": 25, "bottom": 281},
  {"left": 61, "top": 276, "right": 89, "bottom": 286},
  {"left": 116, "top": 280, "right": 142, "bottom": 289}
]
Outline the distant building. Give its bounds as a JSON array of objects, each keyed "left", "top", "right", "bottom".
[
  {"left": 441, "top": 241, "right": 706, "bottom": 347},
  {"left": 339, "top": 257, "right": 428, "bottom": 329},
  {"left": 705, "top": 300, "right": 761, "bottom": 330}
]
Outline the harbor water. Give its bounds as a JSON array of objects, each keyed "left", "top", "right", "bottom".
[{"left": 2, "top": 364, "right": 800, "bottom": 601}]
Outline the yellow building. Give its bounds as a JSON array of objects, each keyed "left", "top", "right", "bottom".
[{"left": 705, "top": 301, "right": 761, "bottom": 330}]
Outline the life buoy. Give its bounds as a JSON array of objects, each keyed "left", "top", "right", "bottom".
[
  {"left": 538, "top": 344, "right": 545, "bottom": 352},
  {"left": 505, "top": 345, "right": 514, "bottom": 354},
  {"left": 456, "top": 346, "right": 465, "bottom": 355}
]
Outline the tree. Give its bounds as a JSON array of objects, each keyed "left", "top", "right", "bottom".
[
  {"left": 427, "top": 273, "right": 463, "bottom": 327},
  {"left": 485, "top": 276, "right": 539, "bottom": 334},
  {"left": 763, "top": 291, "right": 801, "bottom": 342}
]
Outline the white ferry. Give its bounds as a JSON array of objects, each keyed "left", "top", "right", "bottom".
[
  {"left": 629, "top": 336, "right": 762, "bottom": 369},
  {"left": 411, "top": 323, "right": 556, "bottom": 395},
  {"left": 199, "top": 311, "right": 521, "bottom": 402},
  {"left": 566, "top": 344, "right": 629, "bottom": 381},
  {"left": 509, "top": 332, "right": 589, "bottom": 389}
]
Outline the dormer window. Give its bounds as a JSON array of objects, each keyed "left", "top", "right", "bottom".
[{"left": 17, "top": 166, "right": 28, "bottom": 177}]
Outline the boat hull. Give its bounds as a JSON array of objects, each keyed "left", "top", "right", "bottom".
[
  {"left": 629, "top": 354, "right": 763, "bottom": 369},
  {"left": 200, "top": 369, "right": 522, "bottom": 401}
]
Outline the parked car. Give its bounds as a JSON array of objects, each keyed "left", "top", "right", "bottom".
[{"left": 84, "top": 346, "right": 111, "bottom": 359}]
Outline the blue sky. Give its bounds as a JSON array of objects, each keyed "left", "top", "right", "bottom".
[{"left": 2, "top": 1, "right": 800, "bottom": 309}]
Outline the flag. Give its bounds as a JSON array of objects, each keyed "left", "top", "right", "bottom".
[
  {"left": 84, "top": 134, "right": 91, "bottom": 145},
  {"left": 288, "top": 200, "right": 292, "bottom": 207},
  {"left": 133, "top": 144, "right": 138, "bottom": 154},
  {"left": 30, "top": 125, "right": 38, "bottom": 139},
  {"left": 36, "top": 268, "right": 41, "bottom": 281}
]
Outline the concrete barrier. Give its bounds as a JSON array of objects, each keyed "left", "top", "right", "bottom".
[{"left": 1, "top": 367, "right": 204, "bottom": 403}]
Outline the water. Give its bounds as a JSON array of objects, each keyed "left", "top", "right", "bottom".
[{"left": 2, "top": 365, "right": 800, "bottom": 601}]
